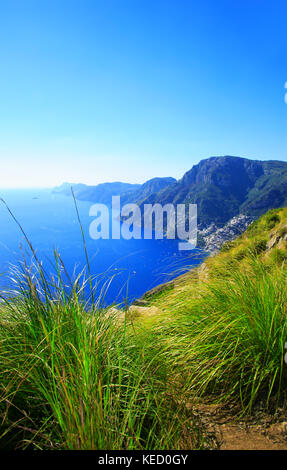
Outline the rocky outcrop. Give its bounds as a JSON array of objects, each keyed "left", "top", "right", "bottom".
[
  {"left": 266, "top": 225, "right": 287, "bottom": 252},
  {"left": 106, "top": 305, "right": 162, "bottom": 321}
]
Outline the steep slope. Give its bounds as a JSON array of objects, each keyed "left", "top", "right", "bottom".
[
  {"left": 120, "top": 177, "right": 176, "bottom": 205},
  {"left": 137, "top": 156, "right": 287, "bottom": 228},
  {"left": 135, "top": 207, "right": 287, "bottom": 309},
  {"left": 128, "top": 207, "right": 287, "bottom": 429}
]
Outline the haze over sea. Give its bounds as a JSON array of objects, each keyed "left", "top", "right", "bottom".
[{"left": 0, "top": 189, "right": 203, "bottom": 305}]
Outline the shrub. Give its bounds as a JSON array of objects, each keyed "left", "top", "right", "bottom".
[
  {"left": 265, "top": 211, "right": 281, "bottom": 230},
  {"left": 249, "top": 238, "right": 267, "bottom": 255}
]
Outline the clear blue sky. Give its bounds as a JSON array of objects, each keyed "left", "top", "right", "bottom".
[{"left": 0, "top": 0, "right": 286, "bottom": 187}]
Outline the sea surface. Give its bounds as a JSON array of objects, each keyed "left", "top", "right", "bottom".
[{"left": 0, "top": 189, "right": 205, "bottom": 305}]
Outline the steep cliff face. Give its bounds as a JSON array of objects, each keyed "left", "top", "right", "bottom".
[
  {"left": 137, "top": 156, "right": 287, "bottom": 229},
  {"left": 181, "top": 156, "right": 263, "bottom": 191},
  {"left": 120, "top": 177, "right": 176, "bottom": 205}
]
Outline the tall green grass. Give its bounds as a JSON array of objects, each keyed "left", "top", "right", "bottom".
[
  {"left": 0, "top": 251, "right": 203, "bottom": 449},
  {"left": 1, "top": 200, "right": 286, "bottom": 449},
  {"left": 0, "top": 199, "right": 205, "bottom": 450},
  {"left": 147, "top": 258, "right": 287, "bottom": 414}
]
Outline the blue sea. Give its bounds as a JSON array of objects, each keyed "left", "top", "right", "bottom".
[{"left": 0, "top": 189, "right": 204, "bottom": 305}]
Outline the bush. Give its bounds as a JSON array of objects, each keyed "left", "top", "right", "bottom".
[
  {"left": 265, "top": 211, "right": 281, "bottom": 230},
  {"left": 249, "top": 238, "right": 267, "bottom": 255}
]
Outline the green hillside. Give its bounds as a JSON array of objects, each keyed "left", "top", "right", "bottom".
[
  {"left": 0, "top": 207, "right": 287, "bottom": 449},
  {"left": 136, "top": 207, "right": 287, "bottom": 412}
]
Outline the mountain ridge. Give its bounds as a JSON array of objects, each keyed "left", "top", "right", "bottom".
[
  {"left": 53, "top": 155, "right": 287, "bottom": 250},
  {"left": 137, "top": 156, "right": 287, "bottom": 228},
  {"left": 53, "top": 177, "right": 176, "bottom": 206}
]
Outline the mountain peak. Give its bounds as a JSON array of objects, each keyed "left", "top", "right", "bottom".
[{"left": 138, "top": 156, "right": 287, "bottom": 228}]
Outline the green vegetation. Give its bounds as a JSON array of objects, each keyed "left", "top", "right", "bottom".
[
  {"left": 0, "top": 199, "right": 203, "bottom": 450},
  {"left": 142, "top": 208, "right": 287, "bottom": 415},
  {"left": 144, "top": 260, "right": 287, "bottom": 413},
  {"left": 0, "top": 253, "right": 203, "bottom": 450},
  {"left": 1, "top": 206, "right": 287, "bottom": 449}
]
